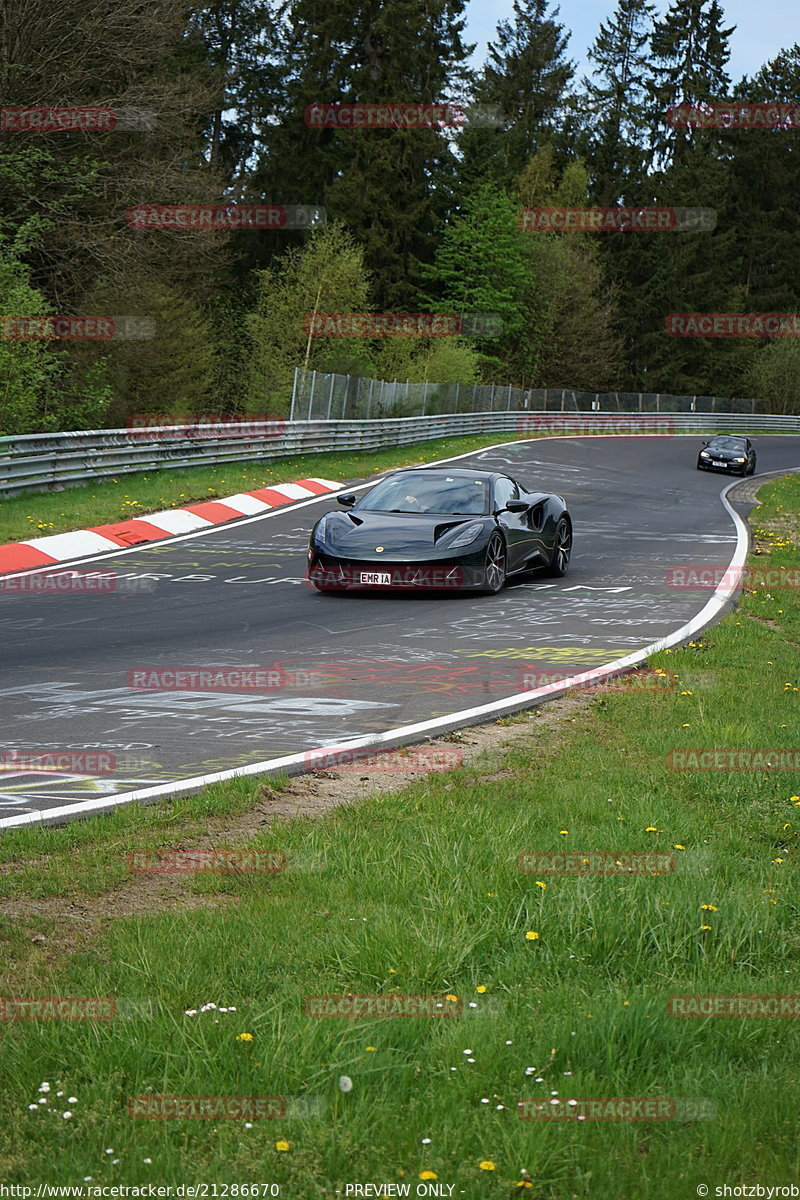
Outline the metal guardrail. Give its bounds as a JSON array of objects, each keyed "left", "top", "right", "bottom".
[{"left": 1, "top": 411, "right": 798, "bottom": 497}]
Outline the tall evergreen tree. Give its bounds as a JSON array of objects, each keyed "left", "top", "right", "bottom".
[
  {"left": 254, "top": 0, "right": 473, "bottom": 308},
  {"left": 458, "top": 0, "right": 575, "bottom": 193},
  {"left": 648, "top": 0, "right": 735, "bottom": 164},
  {"left": 578, "top": 0, "right": 656, "bottom": 203}
]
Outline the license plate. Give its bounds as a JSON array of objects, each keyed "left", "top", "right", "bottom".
[
  {"left": 711, "top": 460, "right": 726, "bottom": 467},
  {"left": 360, "top": 571, "right": 391, "bottom": 585}
]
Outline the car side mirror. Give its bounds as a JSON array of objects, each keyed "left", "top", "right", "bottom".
[
  {"left": 702, "top": 441, "right": 709, "bottom": 447},
  {"left": 505, "top": 499, "right": 530, "bottom": 513},
  {"left": 337, "top": 494, "right": 357, "bottom": 507}
]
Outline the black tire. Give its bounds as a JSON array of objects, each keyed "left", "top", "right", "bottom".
[
  {"left": 547, "top": 518, "right": 572, "bottom": 577},
  {"left": 481, "top": 533, "right": 507, "bottom": 594}
]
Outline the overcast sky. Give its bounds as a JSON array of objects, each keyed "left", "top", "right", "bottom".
[{"left": 464, "top": 0, "right": 796, "bottom": 86}]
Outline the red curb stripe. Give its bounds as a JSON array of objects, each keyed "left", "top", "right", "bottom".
[
  {"left": 294, "top": 479, "right": 334, "bottom": 495},
  {"left": 88, "top": 520, "right": 180, "bottom": 546},
  {"left": 181, "top": 501, "right": 247, "bottom": 523},
  {"left": 246, "top": 488, "right": 294, "bottom": 506},
  {"left": 0, "top": 544, "right": 59, "bottom": 572}
]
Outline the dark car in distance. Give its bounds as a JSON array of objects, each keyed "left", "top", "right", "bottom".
[
  {"left": 307, "top": 467, "right": 572, "bottom": 594},
  {"left": 697, "top": 435, "right": 756, "bottom": 476}
]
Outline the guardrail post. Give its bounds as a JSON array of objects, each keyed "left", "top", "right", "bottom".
[
  {"left": 326, "top": 374, "right": 335, "bottom": 419},
  {"left": 306, "top": 370, "right": 316, "bottom": 420}
]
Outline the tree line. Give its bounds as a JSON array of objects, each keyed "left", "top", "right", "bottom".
[{"left": 1, "top": 0, "right": 799, "bottom": 434}]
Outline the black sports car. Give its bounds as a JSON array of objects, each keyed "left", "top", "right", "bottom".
[
  {"left": 697, "top": 435, "right": 756, "bottom": 475},
  {"left": 307, "top": 467, "right": 572, "bottom": 593}
]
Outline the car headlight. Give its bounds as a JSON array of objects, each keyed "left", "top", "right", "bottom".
[
  {"left": 734, "top": 457, "right": 746, "bottom": 463},
  {"left": 446, "top": 522, "right": 485, "bottom": 549},
  {"left": 312, "top": 516, "right": 330, "bottom": 544},
  {"left": 700, "top": 451, "right": 710, "bottom": 457}
]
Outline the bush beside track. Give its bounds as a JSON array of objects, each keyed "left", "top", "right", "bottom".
[{"left": 0, "top": 478, "right": 798, "bottom": 1194}]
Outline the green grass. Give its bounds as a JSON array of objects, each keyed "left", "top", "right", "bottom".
[
  {"left": 0, "top": 434, "right": 522, "bottom": 545},
  {"left": 0, "top": 477, "right": 799, "bottom": 1196}
]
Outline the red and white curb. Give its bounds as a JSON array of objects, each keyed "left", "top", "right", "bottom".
[{"left": 0, "top": 477, "right": 338, "bottom": 574}]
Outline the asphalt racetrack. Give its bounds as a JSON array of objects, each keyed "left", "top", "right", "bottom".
[{"left": 1, "top": 434, "right": 798, "bottom": 828}]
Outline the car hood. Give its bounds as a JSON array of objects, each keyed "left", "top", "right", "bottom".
[
  {"left": 314, "top": 510, "right": 490, "bottom": 558},
  {"left": 704, "top": 446, "right": 746, "bottom": 459}
]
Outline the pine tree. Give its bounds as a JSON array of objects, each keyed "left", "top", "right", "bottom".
[
  {"left": 578, "top": 0, "right": 656, "bottom": 203},
  {"left": 254, "top": 0, "right": 473, "bottom": 309},
  {"left": 458, "top": 0, "right": 575, "bottom": 193}
]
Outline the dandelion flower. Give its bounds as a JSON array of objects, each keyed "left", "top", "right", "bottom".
[
  {"left": 275, "top": 1140, "right": 291, "bottom": 1151},
  {"left": 525, "top": 931, "right": 540, "bottom": 940},
  {"left": 419, "top": 1172, "right": 437, "bottom": 1181},
  {"left": 237, "top": 1032, "right": 254, "bottom": 1042},
  {"left": 479, "top": 1161, "right": 495, "bottom": 1171}
]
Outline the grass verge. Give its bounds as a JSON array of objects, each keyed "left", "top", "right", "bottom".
[
  {"left": 0, "top": 434, "right": 524, "bottom": 546},
  {"left": 0, "top": 477, "right": 798, "bottom": 1196}
]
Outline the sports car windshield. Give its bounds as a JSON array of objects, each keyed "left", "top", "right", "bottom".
[
  {"left": 358, "top": 474, "right": 490, "bottom": 515},
  {"left": 709, "top": 437, "right": 746, "bottom": 450}
]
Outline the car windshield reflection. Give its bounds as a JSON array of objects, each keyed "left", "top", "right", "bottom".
[{"left": 358, "top": 475, "right": 489, "bottom": 515}]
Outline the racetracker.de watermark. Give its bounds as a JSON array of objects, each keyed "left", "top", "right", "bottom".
[
  {"left": 308, "top": 565, "right": 465, "bottom": 589},
  {"left": 0, "top": 570, "right": 154, "bottom": 595},
  {"left": 126, "top": 413, "right": 286, "bottom": 440},
  {"left": 128, "top": 849, "right": 285, "bottom": 874},
  {"left": 518, "top": 1096, "right": 714, "bottom": 1120},
  {"left": 127, "top": 1094, "right": 323, "bottom": 1118},
  {"left": 667, "top": 749, "right": 800, "bottom": 771},
  {"left": 303, "top": 312, "right": 502, "bottom": 337},
  {"left": 127, "top": 667, "right": 288, "bottom": 692},
  {"left": 666, "top": 566, "right": 800, "bottom": 590},
  {"left": 519, "top": 851, "right": 675, "bottom": 875},
  {"left": 0, "top": 749, "right": 116, "bottom": 774},
  {"left": 519, "top": 206, "right": 716, "bottom": 232},
  {"left": 304, "top": 103, "right": 504, "bottom": 129},
  {"left": 0, "top": 997, "right": 115, "bottom": 1021},
  {"left": 127, "top": 205, "right": 324, "bottom": 230},
  {"left": 304, "top": 745, "right": 462, "bottom": 772},
  {"left": 667, "top": 994, "right": 800, "bottom": 1017},
  {"left": 306, "top": 994, "right": 463, "bottom": 1017},
  {"left": 516, "top": 414, "right": 674, "bottom": 437},
  {"left": 518, "top": 667, "right": 675, "bottom": 693},
  {"left": 666, "top": 102, "right": 800, "bottom": 129},
  {"left": 666, "top": 313, "right": 800, "bottom": 337},
  {"left": 0, "top": 316, "right": 154, "bottom": 340},
  {"left": 0, "top": 106, "right": 155, "bottom": 132}
]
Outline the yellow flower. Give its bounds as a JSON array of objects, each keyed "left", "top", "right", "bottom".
[
  {"left": 700, "top": 904, "right": 718, "bottom": 911},
  {"left": 419, "top": 1172, "right": 438, "bottom": 1181},
  {"left": 673, "top": 844, "right": 685, "bottom": 850},
  {"left": 365, "top": 1046, "right": 376, "bottom": 1052},
  {"left": 275, "top": 1140, "right": 291, "bottom": 1151},
  {"left": 535, "top": 880, "right": 547, "bottom": 889},
  {"left": 559, "top": 830, "right": 569, "bottom": 836},
  {"left": 645, "top": 826, "right": 659, "bottom": 832},
  {"left": 487, "top": 892, "right": 496, "bottom": 897},
  {"left": 516, "top": 1183, "right": 534, "bottom": 1189},
  {"left": 476, "top": 986, "right": 487, "bottom": 994},
  {"left": 525, "top": 931, "right": 540, "bottom": 941},
  {"left": 773, "top": 857, "right": 784, "bottom": 864},
  {"left": 700, "top": 925, "right": 712, "bottom": 931},
  {"left": 479, "top": 1161, "right": 495, "bottom": 1171},
  {"left": 445, "top": 994, "right": 459, "bottom": 1002},
  {"left": 622, "top": 1000, "right": 629, "bottom": 1006},
  {"left": 237, "top": 1032, "right": 254, "bottom": 1041}
]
